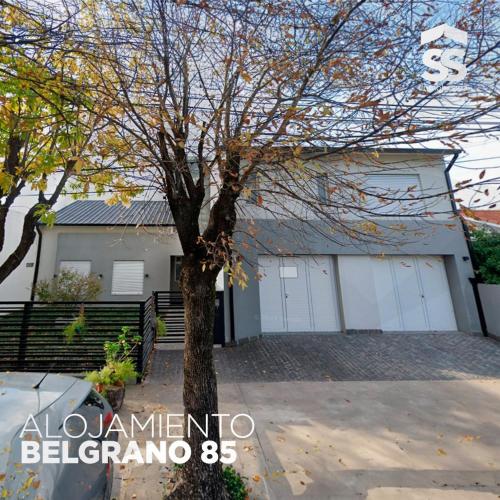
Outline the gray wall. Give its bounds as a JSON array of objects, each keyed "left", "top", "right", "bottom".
[
  {"left": 232, "top": 219, "right": 481, "bottom": 341},
  {"left": 39, "top": 227, "right": 183, "bottom": 301},
  {"left": 479, "top": 284, "right": 500, "bottom": 338}
]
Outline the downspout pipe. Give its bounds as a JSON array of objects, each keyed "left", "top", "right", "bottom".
[
  {"left": 444, "top": 152, "right": 488, "bottom": 336},
  {"left": 228, "top": 283, "right": 236, "bottom": 345},
  {"left": 30, "top": 224, "right": 43, "bottom": 301}
]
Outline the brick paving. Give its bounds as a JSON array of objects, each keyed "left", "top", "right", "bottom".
[{"left": 148, "top": 332, "right": 500, "bottom": 384}]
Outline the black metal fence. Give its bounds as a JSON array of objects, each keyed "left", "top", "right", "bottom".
[
  {"left": 0, "top": 290, "right": 226, "bottom": 376},
  {"left": 154, "top": 291, "right": 185, "bottom": 343},
  {"left": 0, "top": 299, "right": 156, "bottom": 379},
  {"left": 154, "top": 290, "right": 225, "bottom": 345}
]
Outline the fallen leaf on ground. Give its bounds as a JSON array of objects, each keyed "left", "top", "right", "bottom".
[
  {"left": 252, "top": 475, "right": 260, "bottom": 482},
  {"left": 437, "top": 448, "right": 447, "bottom": 456},
  {"left": 460, "top": 435, "right": 480, "bottom": 442}
]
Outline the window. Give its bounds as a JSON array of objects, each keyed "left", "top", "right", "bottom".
[
  {"left": 60, "top": 261, "right": 91, "bottom": 276},
  {"left": 364, "top": 174, "right": 422, "bottom": 215},
  {"left": 317, "top": 174, "right": 329, "bottom": 204},
  {"left": 111, "top": 261, "right": 144, "bottom": 295},
  {"left": 247, "top": 171, "right": 260, "bottom": 203}
]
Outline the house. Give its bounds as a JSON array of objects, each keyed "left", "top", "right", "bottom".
[
  {"left": 35, "top": 148, "right": 482, "bottom": 343},
  {"left": 0, "top": 209, "right": 39, "bottom": 301},
  {"left": 230, "top": 148, "right": 482, "bottom": 340},
  {"left": 36, "top": 200, "right": 184, "bottom": 300},
  {"left": 461, "top": 209, "right": 500, "bottom": 233}
]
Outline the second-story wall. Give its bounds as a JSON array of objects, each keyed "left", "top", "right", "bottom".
[{"left": 238, "top": 151, "right": 454, "bottom": 222}]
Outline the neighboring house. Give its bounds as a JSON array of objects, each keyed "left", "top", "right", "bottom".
[
  {"left": 462, "top": 209, "right": 500, "bottom": 233},
  {"left": 36, "top": 200, "right": 184, "bottom": 301},
  {"left": 34, "top": 148, "right": 482, "bottom": 342},
  {"left": 0, "top": 209, "right": 38, "bottom": 301}
]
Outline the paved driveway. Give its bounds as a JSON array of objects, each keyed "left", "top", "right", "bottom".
[
  {"left": 151, "top": 332, "right": 500, "bottom": 383},
  {"left": 114, "top": 333, "right": 500, "bottom": 500}
]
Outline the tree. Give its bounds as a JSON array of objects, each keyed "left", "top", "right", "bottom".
[
  {"left": 0, "top": 2, "right": 139, "bottom": 284},
  {"left": 68, "top": 0, "right": 499, "bottom": 497},
  {"left": 471, "top": 228, "right": 500, "bottom": 284}
]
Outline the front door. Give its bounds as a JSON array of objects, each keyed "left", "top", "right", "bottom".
[{"left": 170, "top": 256, "right": 182, "bottom": 292}]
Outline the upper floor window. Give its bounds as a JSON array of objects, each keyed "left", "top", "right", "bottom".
[
  {"left": 317, "top": 174, "right": 329, "bottom": 204},
  {"left": 111, "top": 261, "right": 144, "bottom": 295},
  {"left": 364, "top": 174, "right": 423, "bottom": 215}
]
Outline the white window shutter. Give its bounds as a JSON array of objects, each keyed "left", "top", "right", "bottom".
[
  {"left": 60, "top": 261, "right": 92, "bottom": 276},
  {"left": 365, "top": 174, "right": 422, "bottom": 214},
  {"left": 112, "top": 261, "right": 144, "bottom": 295}
]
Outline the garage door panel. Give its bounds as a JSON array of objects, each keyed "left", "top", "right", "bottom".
[
  {"left": 258, "top": 256, "right": 286, "bottom": 332},
  {"left": 282, "top": 258, "right": 313, "bottom": 332},
  {"left": 308, "top": 256, "right": 341, "bottom": 332},
  {"left": 392, "top": 257, "right": 428, "bottom": 331},
  {"left": 258, "top": 255, "right": 339, "bottom": 333},
  {"left": 372, "top": 258, "right": 402, "bottom": 331},
  {"left": 417, "top": 256, "right": 457, "bottom": 331}
]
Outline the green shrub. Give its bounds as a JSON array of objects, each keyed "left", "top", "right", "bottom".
[
  {"left": 223, "top": 466, "right": 247, "bottom": 500},
  {"left": 85, "top": 359, "right": 137, "bottom": 387},
  {"left": 85, "top": 326, "right": 141, "bottom": 388},
  {"left": 471, "top": 229, "right": 500, "bottom": 284},
  {"left": 35, "top": 269, "right": 102, "bottom": 302},
  {"left": 63, "top": 313, "right": 87, "bottom": 343},
  {"left": 156, "top": 316, "right": 167, "bottom": 337},
  {"left": 104, "top": 326, "right": 142, "bottom": 362}
]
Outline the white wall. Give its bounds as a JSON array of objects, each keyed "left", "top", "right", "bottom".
[
  {"left": 478, "top": 284, "right": 500, "bottom": 338},
  {"left": 0, "top": 210, "right": 38, "bottom": 301},
  {"left": 239, "top": 152, "right": 453, "bottom": 221}
]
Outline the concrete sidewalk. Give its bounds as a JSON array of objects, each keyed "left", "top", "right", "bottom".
[{"left": 112, "top": 377, "right": 500, "bottom": 499}]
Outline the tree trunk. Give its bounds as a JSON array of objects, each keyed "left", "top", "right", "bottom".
[
  {"left": 0, "top": 208, "right": 37, "bottom": 285},
  {"left": 168, "top": 255, "right": 229, "bottom": 500}
]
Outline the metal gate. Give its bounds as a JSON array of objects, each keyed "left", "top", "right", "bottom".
[{"left": 154, "top": 291, "right": 225, "bottom": 345}]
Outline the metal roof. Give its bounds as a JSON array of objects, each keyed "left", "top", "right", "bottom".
[{"left": 52, "top": 200, "right": 174, "bottom": 226}]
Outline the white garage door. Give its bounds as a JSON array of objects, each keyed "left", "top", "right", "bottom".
[
  {"left": 258, "top": 256, "right": 341, "bottom": 333},
  {"left": 372, "top": 255, "right": 457, "bottom": 331}
]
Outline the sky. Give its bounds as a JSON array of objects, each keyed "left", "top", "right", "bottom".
[
  {"left": 9, "top": 135, "right": 499, "bottom": 214},
  {"left": 450, "top": 136, "right": 500, "bottom": 209}
]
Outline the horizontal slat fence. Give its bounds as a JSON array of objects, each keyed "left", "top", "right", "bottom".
[
  {"left": 154, "top": 291, "right": 185, "bottom": 343},
  {"left": 154, "top": 290, "right": 225, "bottom": 345},
  {"left": 0, "top": 300, "right": 156, "bottom": 379}
]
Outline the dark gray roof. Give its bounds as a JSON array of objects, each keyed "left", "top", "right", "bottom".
[{"left": 53, "top": 200, "right": 174, "bottom": 226}]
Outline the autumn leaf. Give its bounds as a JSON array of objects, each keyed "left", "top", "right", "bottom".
[
  {"left": 252, "top": 474, "right": 260, "bottom": 482},
  {"left": 437, "top": 448, "right": 447, "bottom": 456},
  {"left": 479, "top": 169, "right": 486, "bottom": 179},
  {"left": 459, "top": 435, "right": 480, "bottom": 443}
]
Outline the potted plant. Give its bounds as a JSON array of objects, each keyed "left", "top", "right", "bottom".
[{"left": 85, "top": 326, "right": 142, "bottom": 411}]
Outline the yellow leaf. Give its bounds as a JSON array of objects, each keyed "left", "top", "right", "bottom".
[{"left": 437, "top": 448, "right": 447, "bottom": 456}]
